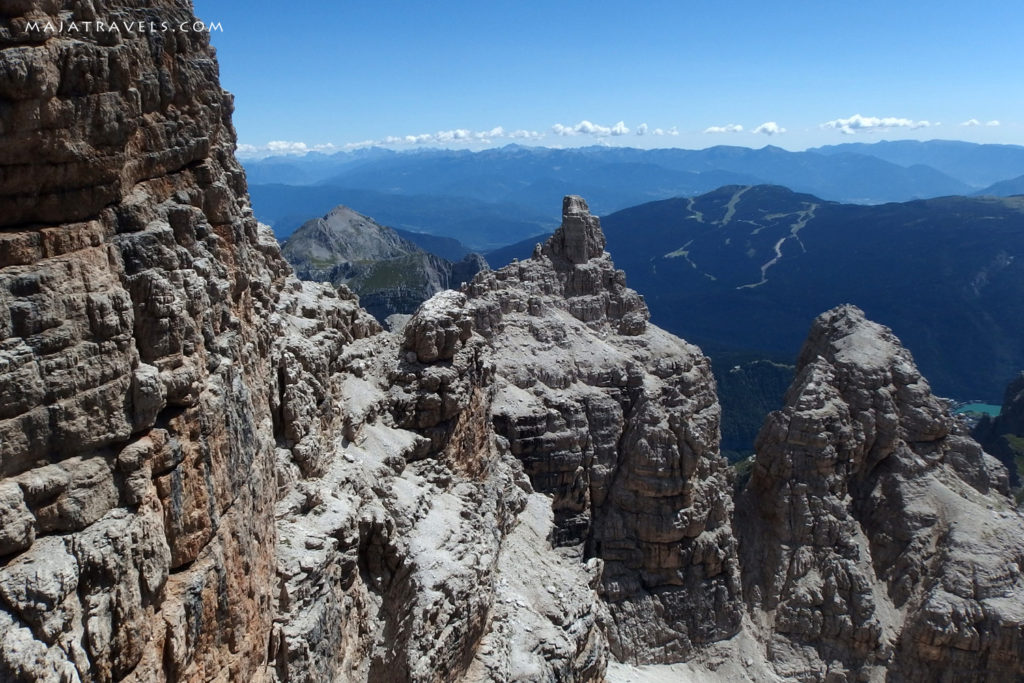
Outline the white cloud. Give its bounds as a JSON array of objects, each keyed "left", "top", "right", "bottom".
[
  {"left": 987, "top": 119, "right": 1001, "bottom": 127},
  {"left": 265, "top": 140, "right": 308, "bottom": 153},
  {"left": 240, "top": 118, "right": 641, "bottom": 159},
  {"left": 961, "top": 118, "right": 981, "bottom": 127},
  {"left": 341, "top": 140, "right": 376, "bottom": 151},
  {"left": 651, "top": 126, "right": 679, "bottom": 136},
  {"left": 382, "top": 126, "right": 543, "bottom": 146},
  {"left": 551, "top": 120, "right": 631, "bottom": 137},
  {"left": 821, "top": 114, "right": 932, "bottom": 135},
  {"left": 704, "top": 123, "right": 743, "bottom": 134},
  {"left": 576, "top": 120, "right": 612, "bottom": 136},
  {"left": 435, "top": 129, "right": 471, "bottom": 142},
  {"left": 753, "top": 121, "right": 786, "bottom": 136}
]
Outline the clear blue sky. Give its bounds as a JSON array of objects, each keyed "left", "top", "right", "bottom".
[{"left": 194, "top": 0, "right": 1024, "bottom": 157}]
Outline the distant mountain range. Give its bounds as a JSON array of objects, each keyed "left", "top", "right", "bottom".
[
  {"left": 813, "top": 139, "right": 1024, "bottom": 188},
  {"left": 244, "top": 141, "right": 1024, "bottom": 246},
  {"left": 978, "top": 174, "right": 1024, "bottom": 197}
]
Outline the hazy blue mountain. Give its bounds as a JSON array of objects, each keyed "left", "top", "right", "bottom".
[
  {"left": 318, "top": 147, "right": 764, "bottom": 215},
  {"left": 641, "top": 145, "right": 970, "bottom": 202},
  {"left": 598, "top": 186, "right": 1024, "bottom": 403},
  {"left": 316, "top": 145, "right": 968, "bottom": 209},
  {"left": 813, "top": 139, "right": 1024, "bottom": 188},
  {"left": 977, "top": 174, "right": 1024, "bottom": 197},
  {"left": 242, "top": 144, "right": 976, "bottom": 229},
  {"left": 242, "top": 147, "right": 399, "bottom": 185},
  {"left": 249, "top": 183, "right": 554, "bottom": 250}
]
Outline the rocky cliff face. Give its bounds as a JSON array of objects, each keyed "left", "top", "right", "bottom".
[
  {"left": 0, "top": 4, "right": 604, "bottom": 680},
  {"left": 281, "top": 206, "right": 486, "bottom": 322},
  {"left": 1, "top": 2, "right": 295, "bottom": 679},
  {"left": 739, "top": 306, "right": 1024, "bottom": 682},
  {"left": 463, "top": 196, "right": 741, "bottom": 662},
  {"left": 3, "top": 3, "right": 1024, "bottom": 682}
]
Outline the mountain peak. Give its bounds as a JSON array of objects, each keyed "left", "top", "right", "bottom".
[
  {"left": 562, "top": 194, "right": 590, "bottom": 216},
  {"left": 543, "top": 194, "right": 606, "bottom": 264}
]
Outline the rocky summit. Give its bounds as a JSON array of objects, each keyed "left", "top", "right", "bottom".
[
  {"left": 739, "top": 306, "right": 1024, "bottom": 681},
  {"left": 280, "top": 206, "right": 487, "bottom": 323},
  {"left": 1, "top": 2, "right": 1023, "bottom": 682}
]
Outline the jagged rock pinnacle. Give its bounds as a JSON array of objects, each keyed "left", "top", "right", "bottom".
[
  {"left": 543, "top": 195, "right": 607, "bottom": 264},
  {"left": 739, "top": 303, "right": 1023, "bottom": 681}
]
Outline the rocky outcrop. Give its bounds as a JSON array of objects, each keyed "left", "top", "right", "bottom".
[
  {"left": 281, "top": 206, "right": 487, "bottom": 321},
  {"left": 0, "top": 2, "right": 294, "bottom": 679},
  {"left": 739, "top": 305, "right": 1024, "bottom": 682},
  {"left": 462, "top": 196, "right": 742, "bottom": 663},
  {"left": 0, "top": 4, "right": 601, "bottom": 681},
  {"left": 268, "top": 226, "right": 610, "bottom": 682},
  {"left": 972, "top": 372, "right": 1024, "bottom": 489}
]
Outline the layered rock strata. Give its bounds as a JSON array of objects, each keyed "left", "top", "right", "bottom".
[
  {"left": 1, "top": 2, "right": 292, "bottom": 679},
  {"left": 0, "top": 4, "right": 605, "bottom": 680}
]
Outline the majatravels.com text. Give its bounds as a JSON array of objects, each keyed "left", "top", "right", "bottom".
[{"left": 27, "top": 20, "right": 223, "bottom": 34}]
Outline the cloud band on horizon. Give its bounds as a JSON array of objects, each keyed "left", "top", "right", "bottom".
[{"left": 822, "top": 114, "right": 932, "bottom": 135}]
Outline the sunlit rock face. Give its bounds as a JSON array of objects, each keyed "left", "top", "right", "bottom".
[
  {"left": 0, "top": 2, "right": 292, "bottom": 679},
  {"left": 0, "top": 4, "right": 605, "bottom": 680},
  {"left": 739, "top": 305, "right": 1024, "bottom": 682},
  {"left": 467, "top": 196, "right": 742, "bottom": 663}
]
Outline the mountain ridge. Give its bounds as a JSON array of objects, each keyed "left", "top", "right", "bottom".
[
  {"left": 597, "top": 185, "right": 1024, "bottom": 402},
  {"left": 281, "top": 205, "right": 487, "bottom": 321}
]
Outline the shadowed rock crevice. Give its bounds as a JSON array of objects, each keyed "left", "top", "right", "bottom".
[{"left": 973, "top": 372, "right": 1024, "bottom": 489}]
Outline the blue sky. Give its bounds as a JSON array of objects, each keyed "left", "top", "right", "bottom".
[{"left": 194, "top": 0, "right": 1024, "bottom": 157}]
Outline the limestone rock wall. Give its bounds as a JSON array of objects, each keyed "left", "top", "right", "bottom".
[
  {"left": 0, "top": 2, "right": 293, "bottom": 679},
  {"left": 464, "top": 196, "right": 742, "bottom": 663},
  {"left": 0, "top": 4, "right": 607, "bottom": 682},
  {"left": 3, "top": 2, "right": 1024, "bottom": 682},
  {"left": 739, "top": 305, "right": 1024, "bottom": 682}
]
